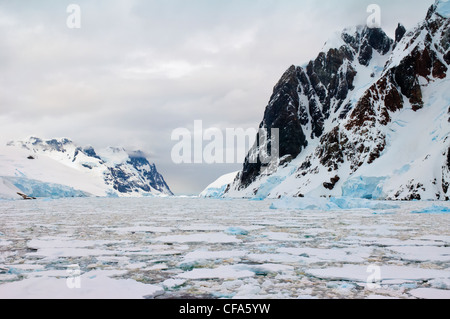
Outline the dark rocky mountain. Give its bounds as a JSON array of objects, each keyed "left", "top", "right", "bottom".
[{"left": 226, "top": 1, "right": 449, "bottom": 201}]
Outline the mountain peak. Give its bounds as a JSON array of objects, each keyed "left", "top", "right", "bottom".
[{"left": 2, "top": 137, "right": 173, "bottom": 198}]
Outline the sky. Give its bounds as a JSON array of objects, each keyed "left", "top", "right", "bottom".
[{"left": 0, "top": 0, "right": 435, "bottom": 195}]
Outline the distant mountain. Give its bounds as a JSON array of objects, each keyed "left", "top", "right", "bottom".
[
  {"left": 224, "top": 0, "right": 450, "bottom": 201},
  {"left": 0, "top": 137, "right": 173, "bottom": 199}
]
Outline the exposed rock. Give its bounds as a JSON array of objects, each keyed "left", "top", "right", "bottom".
[{"left": 227, "top": 2, "right": 450, "bottom": 201}]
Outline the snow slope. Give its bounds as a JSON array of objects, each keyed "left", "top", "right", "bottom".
[
  {"left": 199, "top": 171, "right": 239, "bottom": 198},
  {"left": 0, "top": 137, "right": 172, "bottom": 199}
]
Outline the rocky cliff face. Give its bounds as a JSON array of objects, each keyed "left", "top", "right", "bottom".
[{"left": 227, "top": 1, "right": 449, "bottom": 201}]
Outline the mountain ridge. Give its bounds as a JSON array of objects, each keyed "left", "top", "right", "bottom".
[
  {"left": 0, "top": 136, "right": 173, "bottom": 199},
  {"left": 220, "top": 0, "right": 449, "bottom": 201}
]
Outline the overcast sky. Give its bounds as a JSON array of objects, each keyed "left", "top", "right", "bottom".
[{"left": 0, "top": 0, "right": 435, "bottom": 194}]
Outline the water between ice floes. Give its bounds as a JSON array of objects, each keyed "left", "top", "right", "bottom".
[{"left": 0, "top": 197, "right": 449, "bottom": 299}]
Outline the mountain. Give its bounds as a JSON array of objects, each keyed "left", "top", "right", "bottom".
[
  {"left": 225, "top": 0, "right": 450, "bottom": 201},
  {"left": 0, "top": 137, "right": 173, "bottom": 199}
]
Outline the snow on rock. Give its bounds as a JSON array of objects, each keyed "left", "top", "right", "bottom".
[
  {"left": 306, "top": 265, "right": 450, "bottom": 283},
  {"left": 199, "top": 171, "right": 238, "bottom": 198},
  {"left": 0, "top": 137, "right": 172, "bottom": 199}
]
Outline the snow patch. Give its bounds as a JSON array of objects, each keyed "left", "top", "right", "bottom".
[{"left": 436, "top": 0, "right": 450, "bottom": 18}]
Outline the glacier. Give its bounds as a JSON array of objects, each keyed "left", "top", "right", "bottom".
[
  {"left": 0, "top": 137, "right": 172, "bottom": 199},
  {"left": 199, "top": 171, "right": 238, "bottom": 198},
  {"left": 3, "top": 177, "right": 89, "bottom": 199},
  {"left": 341, "top": 176, "right": 387, "bottom": 200}
]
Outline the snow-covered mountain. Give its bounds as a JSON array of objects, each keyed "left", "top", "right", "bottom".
[
  {"left": 0, "top": 137, "right": 173, "bottom": 199},
  {"left": 224, "top": 0, "right": 450, "bottom": 201}
]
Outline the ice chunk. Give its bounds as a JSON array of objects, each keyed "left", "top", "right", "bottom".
[
  {"left": 306, "top": 265, "right": 450, "bottom": 283},
  {"left": 153, "top": 233, "right": 241, "bottom": 244},
  {"left": 177, "top": 265, "right": 255, "bottom": 280},
  {"left": 224, "top": 227, "right": 249, "bottom": 236},
  {"left": 389, "top": 246, "right": 450, "bottom": 262},
  {"left": 177, "top": 263, "right": 292, "bottom": 280},
  {"left": 162, "top": 279, "right": 186, "bottom": 289},
  {"left": 0, "top": 270, "right": 164, "bottom": 299},
  {"left": 179, "top": 250, "right": 246, "bottom": 269}
]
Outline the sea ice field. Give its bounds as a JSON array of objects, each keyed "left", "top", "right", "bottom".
[{"left": 0, "top": 197, "right": 449, "bottom": 299}]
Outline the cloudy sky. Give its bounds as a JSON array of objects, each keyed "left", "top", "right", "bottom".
[{"left": 0, "top": 0, "right": 435, "bottom": 194}]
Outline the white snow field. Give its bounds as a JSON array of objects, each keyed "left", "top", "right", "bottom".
[{"left": 0, "top": 197, "right": 449, "bottom": 299}]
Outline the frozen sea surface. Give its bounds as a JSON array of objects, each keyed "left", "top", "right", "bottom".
[{"left": 0, "top": 197, "right": 449, "bottom": 299}]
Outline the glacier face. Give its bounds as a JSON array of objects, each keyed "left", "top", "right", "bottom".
[
  {"left": 0, "top": 137, "right": 173, "bottom": 199},
  {"left": 226, "top": 1, "right": 450, "bottom": 201}
]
